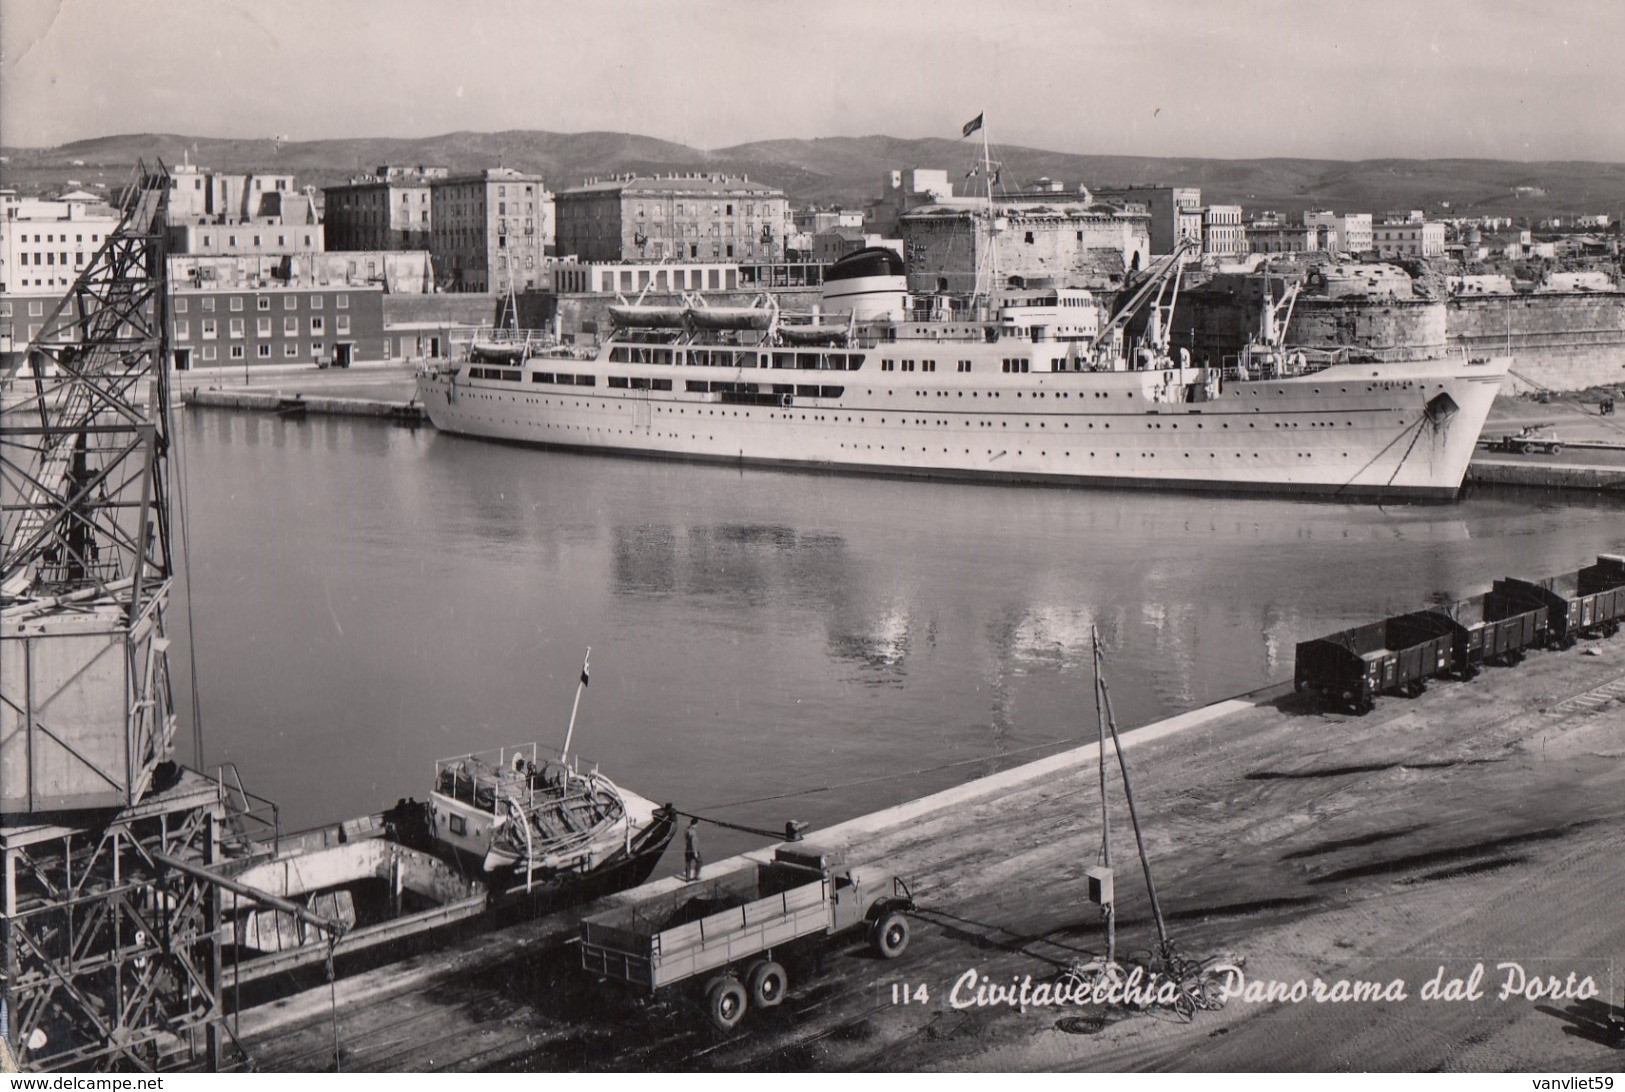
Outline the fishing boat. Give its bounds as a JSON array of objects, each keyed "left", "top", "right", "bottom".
[
  {"left": 212, "top": 652, "right": 676, "bottom": 981},
  {"left": 429, "top": 744, "right": 672, "bottom": 880}
]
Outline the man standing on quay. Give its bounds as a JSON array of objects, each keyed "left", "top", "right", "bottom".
[{"left": 684, "top": 818, "right": 703, "bottom": 881}]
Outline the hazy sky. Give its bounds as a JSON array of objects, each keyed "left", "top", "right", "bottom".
[{"left": 3, "top": 0, "right": 1622, "bottom": 161}]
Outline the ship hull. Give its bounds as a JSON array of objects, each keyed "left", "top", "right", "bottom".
[{"left": 418, "top": 355, "right": 1508, "bottom": 501}]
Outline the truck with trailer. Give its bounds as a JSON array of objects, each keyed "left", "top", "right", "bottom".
[
  {"left": 1294, "top": 612, "right": 1456, "bottom": 715},
  {"left": 1492, "top": 555, "right": 1625, "bottom": 649},
  {"left": 579, "top": 843, "right": 914, "bottom": 1030}
]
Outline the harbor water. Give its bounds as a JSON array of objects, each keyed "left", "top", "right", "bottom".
[{"left": 171, "top": 408, "right": 1625, "bottom": 862}]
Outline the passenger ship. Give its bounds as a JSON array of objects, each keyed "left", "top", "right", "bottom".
[{"left": 417, "top": 247, "right": 1509, "bottom": 500}]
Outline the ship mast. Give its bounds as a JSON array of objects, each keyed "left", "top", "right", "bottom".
[{"left": 981, "top": 120, "right": 994, "bottom": 305}]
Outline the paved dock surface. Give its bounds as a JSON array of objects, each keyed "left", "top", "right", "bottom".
[{"left": 236, "top": 633, "right": 1625, "bottom": 1072}]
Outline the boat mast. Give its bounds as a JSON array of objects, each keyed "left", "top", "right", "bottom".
[
  {"left": 559, "top": 646, "right": 591, "bottom": 762},
  {"left": 981, "top": 119, "right": 994, "bottom": 302}
]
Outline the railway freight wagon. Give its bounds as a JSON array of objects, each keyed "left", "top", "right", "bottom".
[
  {"left": 1294, "top": 613, "right": 1457, "bottom": 714},
  {"left": 1492, "top": 555, "right": 1625, "bottom": 649},
  {"left": 1397, "top": 593, "right": 1549, "bottom": 679}
]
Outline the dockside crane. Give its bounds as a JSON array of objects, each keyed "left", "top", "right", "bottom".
[{"left": 0, "top": 163, "right": 248, "bottom": 1073}]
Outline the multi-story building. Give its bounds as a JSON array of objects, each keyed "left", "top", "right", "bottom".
[
  {"left": 1247, "top": 214, "right": 1325, "bottom": 255},
  {"left": 1202, "top": 205, "right": 1246, "bottom": 257},
  {"left": 1091, "top": 186, "right": 1203, "bottom": 257},
  {"left": 166, "top": 163, "right": 301, "bottom": 221},
  {"left": 167, "top": 284, "right": 387, "bottom": 370},
  {"left": 1372, "top": 220, "right": 1447, "bottom": 259},
  {"left": 428, "top": 169, "right": 553, "bottom": 293},
  {"left": 0, "top": 189, "right": 122, "bottom": 296},
  {"left": 554, "top": 174, "right": 791, "bottom": 265},
  {"left": 323, "top": 166, "right": 447, "bottom": 251},
  {"left": 163, "top": 160, "right": 324, "bottom": 257},
  {"left": 1304, "top": 211, "right": 1373, "bottom": 256},
  {"left": 165, "top": 205, "right": 323, "bottom": 258}
]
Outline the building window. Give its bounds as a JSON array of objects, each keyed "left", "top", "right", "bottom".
[
  {"left": 175, "top": 298, "right": 188, "bottom": 313},
  {"left": 258, "top": 344, "right": 271, "bottom": 358},
  {"left": 336, "top": 314, "right": 350, "bottom": 335},
  {"left": 284, "top": 342, "right": 299, "bottom": 358},
  {"left": 201, "top": 346, "right": 216, "bottom": 361},
  {"left": 201, "top": 319, "right": 217, "bottom": 339},
  {"left": 284, "top": 295, "right": 297, "bottom": 310},
  {"left": 230, "top": 344, "right": 244, "bottom": 359},
  {"left": 311, "top": 295, "right": 323, "bottom": 309},
  {"left": 336, "top": 294, "right": 348, "bottom": 309},
  {"left": 174, "top": 320, "right": 190, "bottom": 339},
  {"left": 284, "top": 316, "right": 298, "bottom": 335},
  {"left": 257, "top": 318, "right": 272, "bottom": 337},
  {"left": 311, "top": 341, "right": 323, "bottom": 358},
  {"left": 258, "top": 296, "right": 271, "bottom": 311},
  {"left": 229, "top": 318, "right": 244, "bottom": 338},
  {"left": 230, "top": 297, "right": 244, "bottom": 311},
  {"left": 202, "top": 297, "right": 216, "bottom": 312},
  {"left": 311, "top": 316, "right": 324, "bottom": 334}
]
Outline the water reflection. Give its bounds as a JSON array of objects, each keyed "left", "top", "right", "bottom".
[{"left": 172, "top": 410, "right": 1625, "bottom": 856}]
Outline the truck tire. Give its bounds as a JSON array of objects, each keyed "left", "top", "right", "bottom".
[
  {"left": 1547, "top": 443, "right": 1562, "bottom": 455},
  {"left": 704, "top": 976, "right": 748, "bottom": 1031},
  {"left": 1516, "top": 441, "right": 1532, "bottom": 455},
  {"left": 748, "top": 960, "right": 788, "bottom": 1008},
  {"left": 871, "top": 911, "right": 910, "bottom": 959}
]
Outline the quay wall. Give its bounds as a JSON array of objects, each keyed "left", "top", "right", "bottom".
[
  {"left": 1447, "top": 291, "right": 1625, "bottom": 391},
  {"left": 1287, "top": 297, "right": 1446, "bottom": 359},
  {"left": 1174, "top": 284, "right": 1625, "bottom": 389},
  {"left": 1171, "top": 285, "right": 1445, "bottom": 364}
]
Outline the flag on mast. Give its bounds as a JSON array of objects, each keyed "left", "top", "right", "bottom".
[{"left": 962, "top": 112, "right": 984, "bottom": 138}]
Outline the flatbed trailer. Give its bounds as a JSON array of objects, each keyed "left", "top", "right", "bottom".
[{"left": 580, "top": 844, "right": 914, "bottom": 1030}]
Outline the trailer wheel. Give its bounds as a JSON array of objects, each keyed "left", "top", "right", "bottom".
[
  {"left": 871, "top": 911, "right": 910, "bottom": 959},
  {"left": 747, "top": 960, "right": 788, "bottom": 1008},
  {"left": 1547, "top": 443, "right": 1562, "bottom": 455},
  {"left": 704, "top": 976, "right": 748, "bottom": 1031}
]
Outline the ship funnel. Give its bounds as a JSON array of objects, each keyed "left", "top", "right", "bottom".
[{"left": 821, "top": 246, "right": 907, "bottom": 321}]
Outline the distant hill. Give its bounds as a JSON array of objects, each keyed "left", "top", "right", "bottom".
[{"left": 4, "top": 130, "right": 1623, "bottom": 220}]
